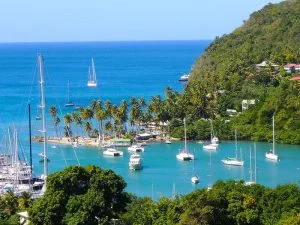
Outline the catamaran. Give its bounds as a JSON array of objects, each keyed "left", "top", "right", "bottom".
[
  {"left": 176, "top": 118, "right": 194, "bottom": 161},
  {"left": 87, "top": 58, "right": 97, "bottom": 87},
  {"left": 265, "top": 115, "right": 279, "bottom": 161}
]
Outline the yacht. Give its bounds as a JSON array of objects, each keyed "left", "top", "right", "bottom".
[
  {"left": 221, "top": 130, "right": 244, "bottom": 166},
  {"left": 245, "top": 145, "right": 257, "bottom": 186},
  {"left": 129, "top": 154, "right": 143, "bottom": 170},
  {"left": 265, "top": 115, "right": 279, "bottom": 161},
  {"left": 87, "top": 58, "right": 97, "bottom": 87},
  {"left": 165, "top": 139, "right": 172, "bottom": 144},
  {"left": 128, "top": 144, "right": 144, "bottom": 152},
  {"left": 103, "top": 148, "right": 123, "bottom": 157},
  {"left": 176, "top": 118, "right": 194, "bottom": 161},
  {"left": 203, "top": 144, "right": 217, "bottom": 151},
  {"left": 222, "top": 157, "right": 244, "bottom": 166},
  {"left": 179, "top": 73, "right": 190, "bottom": 81}
]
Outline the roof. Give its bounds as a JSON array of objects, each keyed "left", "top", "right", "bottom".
[
  {"left": 284, "top": 63, "right": 300, "bottom": 68},
  {"left": 290, "top": 76, "right": 300, "bottom": 81}
]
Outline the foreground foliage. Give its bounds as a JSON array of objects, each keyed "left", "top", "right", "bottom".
[
  {"left": 29, "top": 166, "right": 130, "bottom": 225},
  {"left": 2, "top": 166, "right": 300, "bottom": 225}
]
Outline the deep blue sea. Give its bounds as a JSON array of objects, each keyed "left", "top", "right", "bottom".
[{"left": 0, "top": 41, "right": 299, "bottom": 199}]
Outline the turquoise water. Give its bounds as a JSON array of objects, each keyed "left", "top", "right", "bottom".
[{"left": 0, "top": 41, "right": 299, "bottom": 199}]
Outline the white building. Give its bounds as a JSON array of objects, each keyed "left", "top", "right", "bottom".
[{"left": 242, "top": 100, "right": 255, "bottom": 111}]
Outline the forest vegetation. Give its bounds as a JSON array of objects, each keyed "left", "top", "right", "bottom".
[{"left": 1, "top": 165, "right": 300, "bottom": 225}]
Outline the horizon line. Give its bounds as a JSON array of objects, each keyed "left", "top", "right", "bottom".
[{"left": 0, "top": 39, "right": 213, "bottom": 44}]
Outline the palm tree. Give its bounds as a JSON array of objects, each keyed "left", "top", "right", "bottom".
[
  {"left": 18, "top": 192, "right": 33, "bottom": 210},
  {"left": 94, "top": 107, "right": 106, "bottom": 138},
  {"left": 84, "top": 121, "right": 92, "bottom": 137},
  {"left": 64, "top": 113, "right": 72, "bottom": 138},
  {"left": 80, "top": 107, "right": 94, "bottom": 121},
  {"left": 119, "top": 100, "right": 128, "bottom": 132},
  {"left": 49, "top": 105, "right": 60, "bottom": 136},
  {"left": 2, "top": 190, "right": 18, "bottom": 216}
]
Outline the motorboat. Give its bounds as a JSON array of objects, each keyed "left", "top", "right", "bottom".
[
  {"left": 103, "top": 148, "right": 123, "bottom": 157},
  {"left": 129, "top": 154, "right": 143, "bottom": 170},
  {"left": 191, "top": 175, "right": 200, "bottom": 184},
  {"left": 128, "top": 144, "right": 144, "bottom": 152},
  {"left": 165, "top": 139, "right": 172, "bottom": 144},
  {"left": 179, "top": 73, "right": 190, "bottom": 81},
  {"left": 38, "top": 153, "right": 50, "bottom": 163}
]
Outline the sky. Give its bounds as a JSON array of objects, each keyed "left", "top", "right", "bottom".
[{"left": 0, "top": 0, "right": 283, "bottom": 42}]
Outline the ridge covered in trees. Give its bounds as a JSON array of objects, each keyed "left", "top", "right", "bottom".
[
  {"left": 2, "top": 165, "right": 300, "bottom": 224},
  {"left": 184, "top": 0, "right": 300, "bottom": 144}
]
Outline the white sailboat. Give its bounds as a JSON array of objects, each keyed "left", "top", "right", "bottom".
[
  {"left": 35, "top": 53, "right": 48, "bottom": 196},
  {"left": 222, "top": 130, "right": 244, "bottom": 166},
  {"left": 203, "top": 120, "right": 218, "bottom": 151},
  {"left": 65, "top": 80, "right": 75, "bottom": 107},
  {"left": 245, "top": 144, "right": 257, "bottom": 186},
  {"left": 191, "top": 151, "right": 199, "bottom": 184},
  {"left": 265, "top": 115, "right": 279, "bottom": 161},
  {"left": 87, "top": 58, "right": 97, "bottom": 87},
  {"left": 176, "top": 118, "right": 194, "bottom": 161}
]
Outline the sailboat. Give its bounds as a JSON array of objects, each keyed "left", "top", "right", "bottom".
[
  {"left": 176, "top": 118, "right": 194, "bottom": 161},
  {"left": 165, "top": 120, "right": 172, "bottom": 144},
  {"left": 265, "top": 115, "right": 279, "bottom": 161},
  {"left": 245, "top": 144, "right": 257, "bottom": 186},
  {"left": 35, "top": 53, "right": 48, "bottom": 195},
  {"left": 64, "top": 80, "right": 75, "bottom": 107},
  {"left": 191, "top": 150, "right": 199, "bottom": 183},
  {"left": 87, "top": 58, "right": 97, "bottom": 87},
  {"left": 203, "top": 120, "right": 218, "bottom": 151},
  {"left": 222, "top": 130, "right": 244, "bottom": 166}
]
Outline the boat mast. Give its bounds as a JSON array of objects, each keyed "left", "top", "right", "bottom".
[
  {"left": 184, "top": 118, "right": 187, "bottom": 150},
  {"left": 249, "top": 146, "right": 252, "bottom": 182},
  {"left": 28, "top": 104, "right": 33, "bottom": 180},
  {"left": 88, "top": 66, "right": 91, "bottom": 82},
  {"left": 92, "top": 58, "right": 96, "bottom": 82},
  {"left": 254, "top": 143, "right": 257, "bottom": 183},
  {"left": 67, "top": 80, "right": 70, "bottom": 102},
  {"left": 38, "top": 54, "right": 47, "bottom": 182},
  {"left": 272, "top": 114, "right": 275, "bottom": 154},
  {"left": 235, "top": 130, "right": 238, "bottom": 160}
]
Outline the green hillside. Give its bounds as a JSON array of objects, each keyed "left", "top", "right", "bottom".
[{"left": 183, "top": 0, "right": 300, "bottom": 144}]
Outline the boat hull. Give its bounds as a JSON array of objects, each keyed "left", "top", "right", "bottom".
[
  {"left": 221, "top": 159, "right": 244, "bottom": 166},
  {"left": 265, "top": 152, "right": 278, "bottom": 161}
]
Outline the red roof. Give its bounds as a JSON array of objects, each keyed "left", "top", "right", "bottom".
[
  {"left": 290, "top": 76, "right": 300, "bottom": 81},
  {"left": 285, "top": 64, "right": 300, "bottom": 68}
]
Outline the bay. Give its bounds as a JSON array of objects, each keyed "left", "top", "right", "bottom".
[{"left": 0, "top": 41, "right": 299, "bottom": 200}]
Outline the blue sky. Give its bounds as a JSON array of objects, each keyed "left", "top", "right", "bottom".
[{"left": 0, "top": 0, "right": 283, "bottom": 42}]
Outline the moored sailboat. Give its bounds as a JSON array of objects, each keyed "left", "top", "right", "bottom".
[
  {"left": 265, "top": 115, "right": 279, "bottom": 161},
  {"left": 87, "top": 58, "right": 97, "bottom": 87},
  {"left": 176, "top": 118, "right": 194, "bottom": 161},
  {"left": 222, "top": 130, "right": 244, "bottom": 166}
]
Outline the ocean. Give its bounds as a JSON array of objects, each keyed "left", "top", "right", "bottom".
[{"left": 0, "top": 41, "right": 299, "bottom": 199}]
